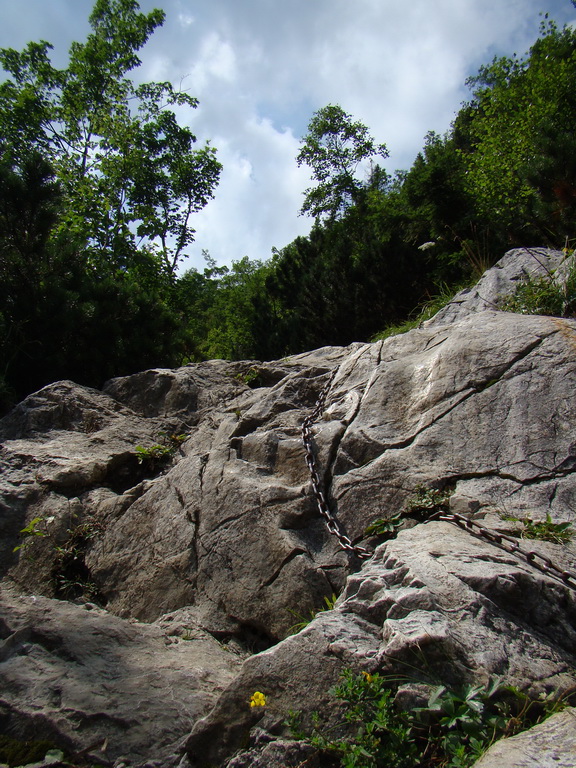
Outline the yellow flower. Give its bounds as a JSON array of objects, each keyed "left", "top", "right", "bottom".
[
  {"left": 250, "top": 691, "right": 267, "bottom": 707},
  {"left": 362, "top": 671, "right": 373, "bottom": 683}
]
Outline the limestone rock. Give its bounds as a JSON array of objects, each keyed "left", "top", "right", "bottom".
[
  {"left": 426, "top": 246, "right": 573, "bottom": 326},
  {"left": 473, "top": 707, "right": 576, "bottom": 768},
  {"left": 0, "top": 380, "right": 172, "bottom": 593},
  {"left": 184, "top": 522, "right": 576, "bottom": 767},
  {"left": 102, "top": 361, "right": 249, "bottom": 421},
  {"left": 0, "top": 587, "right": 242, "bottom": 764},
  {"left": 1, "top": 248, "right": 576, "bottom": 765}
]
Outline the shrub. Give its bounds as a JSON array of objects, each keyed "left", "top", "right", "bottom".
[{"left": 292, "top": 669, "right": 569, "bottom": 768}]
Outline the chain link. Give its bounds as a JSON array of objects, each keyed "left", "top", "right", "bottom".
[
  {"left": 432, "top": 510, "right": 576, "bottom": 590},
  {"left": 302, "top": 370, "right": 371, "bottom": 559},
  {"left": 302, "top": 370, "right": 576, "bottom": 590}
]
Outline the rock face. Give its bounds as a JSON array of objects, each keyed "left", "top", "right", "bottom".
[
  {"left": 1, "top": 247, "right": 576, "bottom": 767},
  {"left": 473, "top": 707, "right": 576, "bottom": 768},
  {"left": 0, "top": 587, "right": 243, "bottom": 764}
]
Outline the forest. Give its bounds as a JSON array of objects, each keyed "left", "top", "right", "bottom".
[{"left": 1, "top": 0, "right": 576, "bottom": 412}]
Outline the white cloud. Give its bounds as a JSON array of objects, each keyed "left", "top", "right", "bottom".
[
  {"left": 188, "top": 32, "right": 237, "bottom": 94},
  {"left": 183, "top": 115, "right": 312, "bottom": 271},
  {"left": 177, "top": 13, "right": 195, "bottom": 28}
]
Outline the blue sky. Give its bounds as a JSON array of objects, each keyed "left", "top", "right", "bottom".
[{"left": 1, "top": 0, "right": 574, "bottom": 272}]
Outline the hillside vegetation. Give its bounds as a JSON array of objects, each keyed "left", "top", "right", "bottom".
[{"left": 1, "top": 1, "right": 576, "bottom": 410}]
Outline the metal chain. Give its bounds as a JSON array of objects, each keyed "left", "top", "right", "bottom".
[
  {"left": 433, "top": 509, "right": 576, "bottom": 591},
  {"left": 302, "top": 370, "right": 576, "bottom": 589},
  {"left": 302, "top": 370, "right": 371, "bottom": 559}
]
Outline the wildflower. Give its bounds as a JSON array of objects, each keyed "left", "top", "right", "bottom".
[
  {"left": 250, "top": 691, "right": 267, "bottom": 707},
  {"left": 362, "top": 671, "right": 373, "bottom": 683}
]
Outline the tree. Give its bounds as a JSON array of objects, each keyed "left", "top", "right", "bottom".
[
  {"left": 297, "top": 104, "right": 388, "bottom": 221},
  {"left": 455, "top": 18, "right": 576, "bottom": 245},
  {"left": 0, "top": 0, "right": 221, "bottom": 275},
  {"left": 0, "top": 153, "right": 187, "bottom": 406},
  {"left": 0, "top": 1, "right": 222, "bottom": 408}
]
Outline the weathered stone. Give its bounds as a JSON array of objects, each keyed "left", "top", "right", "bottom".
[
  {"left": 426, "top": 246, "right": 573, "bottom": 327},
  {"left": 102, "top": 361, "right": 247, "bottom": 421},
  {"left": 224, "top": 738, "right": 319, "bottom": 768},
  {"left": 330, "top": 309, "right": 576, "bottom": 544},
  {"left": 0, "top": 380, "right": 172, "bottom": 591},
  {"left": 184, "top": 522, "right": 576, "bottom": 767},
  {"left": 0, "top": 587, "right": 242, "bottom": 764},
  {"left": 1, "top": 248, "right": 576, "bottom": 765},
  {"left": 473, "top": 707, "right": 576, "bottom": 768}
]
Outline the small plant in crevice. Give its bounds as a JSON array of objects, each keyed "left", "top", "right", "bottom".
[
  {"left": 499, "top": 254, "right": 576, "bottom": 318},
  {"left": 288, "top": 593, "right": 338, "bottom": 635},
  {"left": 52, "top": 518, "right": 104, "bottom": 601},
  {"left": 288, "top": 669, "right": 572, "bottom": 768},
  {"left": 364, "top": 513, "right": 404, "bottom": 540},
  {"left": 135, "top": 443, "right": 173, "bottom": 464},
  {"left": 135, "top": 432, "right": 188, "bottom": 470},
  {"left": 235, "top": 366, "right": 264, "bottom": 387},
  {"left": 0, "top": 736, "right": 63, "bottom": 768},
  {"left": 0, "top": 734, "right": 108, "bottom": 768},
  {"left": 500, "top": 511, "right": 573, "bottom": 545},
  {"left": 12, "top": 516, "right": 49, "bottom": 554},
  {"left": 363, "top": 487, "right": 454, "bottom": 544},
  {"left": 403, "top": 485, "right": 454, "bottom": 518}
]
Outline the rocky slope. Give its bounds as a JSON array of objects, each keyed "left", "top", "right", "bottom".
[{"left": 1, "top": 247, "right": 576, "bottom": 767}]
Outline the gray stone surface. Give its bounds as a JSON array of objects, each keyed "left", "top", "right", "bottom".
[
  {"left": 0, "top": 587, "right": 242, "bottom": 763},
  {"left": 473, "top": 707, "right": 576, "bottom": 768},
  {"left": 426, "top": 246, "right": 573, "bottom": 326},
  {"left": 1, "top": 248, "right": 576, "bottom": 765},
  {"left": 184, "top": 522, "right": 576, "bottom": 767}
]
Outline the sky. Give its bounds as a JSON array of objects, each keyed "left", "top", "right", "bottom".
[{"left": 0, "top": 0, "right": 575, "bottom": 273}]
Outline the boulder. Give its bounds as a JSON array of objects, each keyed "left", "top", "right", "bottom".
[
  {"left": 473, "top": 707, "right": 576, "bottom": 768},
  {"left": 426, "top": 246, "right": 573, "bottom": 326},
  {"left": 0, "top": 586, "right": 243, "bottom": 764},
  {"left": 1, "top": 248, "right": 576, "bottom": 765},
  {"left": 184, "top": 522, "right": 576, "bottom": 767}
]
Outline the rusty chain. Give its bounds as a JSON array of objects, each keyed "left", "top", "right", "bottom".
[
  {"left": 302, "top": 370, "right": 372, "bottom": 559},
  {"left": 303, "top": 370, "right": 576, "bottom": 590},
  {"left": 433, "top": 509, "right": 576, "bottom": 590}
]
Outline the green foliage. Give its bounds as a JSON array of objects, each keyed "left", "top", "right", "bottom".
[
  {"left": 0, "top": 0, "right": 221, "bottom": 273},
  {"left": 0, "top": 735, "right": 107, "bottom": 768},
  {"left": 3, "top": 9, "right": 576, "bottom": 404},
  {"left": 456, "top": 19, "right": 576, "bottom": 244},
  {"left": 295, "top": 670, "right": 568, "bottom": 768},
  {"left": 197, "top": 256, "right": 278, "bottom": 360},
  {"left": 52, "top": 519, "right": 104, "bottom": 600},
  {"left": 403, "top": 486, "right": 453, "bottom": 517},
  {"left": 135, "top": 433, "right": 187, "bottom": 468},
  {"left": 0, "top": 1, "right": 221, "bottom": 409},
  {"left": 297, "top": 104, "right": 388, "bottom": 221},
  {"left": 309, "top": 670, "right": 415, "bottom": 768},
  {"left": 364, "top": 513, "right": 403, "bottom": 539},
  {"left": 0, "top": 736, "right": 62, "bottom": 768},
  {"left": 135, "top": 443, "right": 174, "bottom": 464},
  {"left": 288, "top": 593, "right": 338, "bottom": 635},
  {"left": 500, "top": 253, "right": 576, "bottom": 318},
  {"left": 235, "top": 366, "right": 264, "bottom": 387},
  {"left": 13, "top": 516, "right": 47, "bottom": 552},
  {"left": 0, "top": 155, "right": 186, "bottom": 402},
  {"left": 522, "top": 514, "right": 573, "bottom": 544},
  {"left": 501, "top": 511, "right": 573, "bottom": 544}
]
